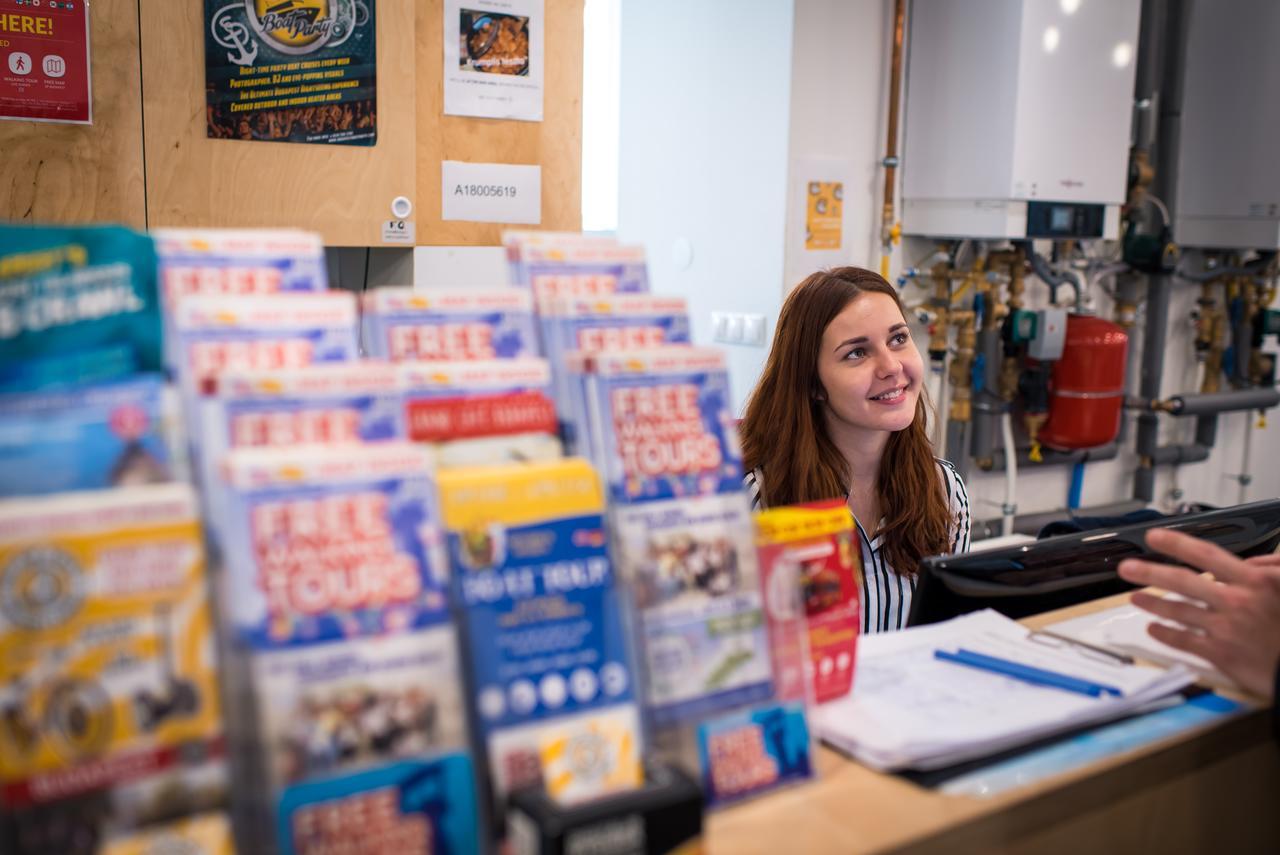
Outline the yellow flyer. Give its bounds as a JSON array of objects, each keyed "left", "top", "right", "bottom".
[
  {"left": 805, "top": 181, "right": 844, "bottom": 250},
  {"left": 0, "top": 484, "right": 221, "bottom": 806},
  {"left": 99, "top": 811, "right": 235, "bottom": 855}
]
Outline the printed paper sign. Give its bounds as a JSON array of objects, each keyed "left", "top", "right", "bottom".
[
  {"left": 805, "top": 181, "right": 843, "bottom": 250},
  {"left": 441, "top": 160, "right": 541, "bottom": 224},
  {"left": 204, "top": 0, "right": 377, "bottom": 145},
  {"left": 0, "top": 0, "right": 91, "bottom": 124},
  {"left": 442, "top": 0, "right": 544, "bottom": 121}
]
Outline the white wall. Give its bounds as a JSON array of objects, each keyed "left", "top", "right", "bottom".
[{"left": 616, "top": 0, "right": 796, "bottom": 414}]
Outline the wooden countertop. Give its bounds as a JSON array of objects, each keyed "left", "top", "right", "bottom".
[{"left": 706, "top": 594, "right": 1280, "bottom": 854}]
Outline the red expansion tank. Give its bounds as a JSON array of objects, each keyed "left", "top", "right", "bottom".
[{"left": 1040, "top": 314, "right": 1129, "bottom": 450}]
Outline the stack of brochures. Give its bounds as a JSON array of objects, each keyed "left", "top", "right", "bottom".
[{"left": 815, "top": 609, "right": 1196, "bottom": 771}]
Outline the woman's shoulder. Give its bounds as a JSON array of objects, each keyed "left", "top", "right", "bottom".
[
  {"left": 933, "top": 457, "right": 969, "bottom": 508},
  {"left": 743, "top": 468, "right": 765, "bottom": 510}
]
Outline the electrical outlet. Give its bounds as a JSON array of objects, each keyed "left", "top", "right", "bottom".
[{"left": 741, "top": 314, "right": 766, "bottom": 346}]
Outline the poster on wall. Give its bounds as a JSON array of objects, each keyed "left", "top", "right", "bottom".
[
  {"left": 204, "top": 0, "right": 377, "bottom": 146},
  {"left": 0, "top": 0, "right": 91, "bottom": 124},
  {"left": 442, "top": 0, "right": 543, "bottom": 122},
  {"left": 805, "top": 181, "right": 844, "bottom": 250},
  {"left": 787, "top": 157, "right": 855, "bottom": 284}
]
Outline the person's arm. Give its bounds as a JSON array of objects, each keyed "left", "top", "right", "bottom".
[{"left": 1118, "top": 530, "right": 1280, "bottom": 713}]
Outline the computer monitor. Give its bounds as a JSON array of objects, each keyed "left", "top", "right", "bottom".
[{"left": 906, "top": 499, "right": 1280, "bottom": 627}]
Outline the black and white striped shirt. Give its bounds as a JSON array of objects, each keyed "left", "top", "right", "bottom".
[{"left": 744, "top": 458, "right": 971, "bottom": 634}]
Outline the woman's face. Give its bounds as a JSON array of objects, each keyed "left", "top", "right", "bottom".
[{"left": 816, "top": 292, "right": 923, "bottom": 436}]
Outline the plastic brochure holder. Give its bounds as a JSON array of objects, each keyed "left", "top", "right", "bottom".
[
  {"left": 507, "top": 763, "right": 703, "bottom": 855},
  {"left": 643, "top": 538, "right": 819, "bottom": 810}
]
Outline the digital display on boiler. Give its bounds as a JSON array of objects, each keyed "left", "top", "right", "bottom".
[{"left": 1026, "top": 201, "right": 1105, "bottom": 238}]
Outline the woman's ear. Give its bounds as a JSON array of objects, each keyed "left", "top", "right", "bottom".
[{"left": 812, "top": 387, "right": 827, "bottom": 402}]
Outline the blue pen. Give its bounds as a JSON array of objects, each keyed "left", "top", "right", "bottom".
[{"left": 934, "top": 648, "right": 1124, "bottom": 698}]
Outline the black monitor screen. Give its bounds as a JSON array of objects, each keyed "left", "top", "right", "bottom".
[{"left": 906, "top": 499, "right": 1280, "bottom": 627}]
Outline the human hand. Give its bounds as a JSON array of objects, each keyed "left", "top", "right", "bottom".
[{"left": 1117, "top": 528, "right": 1280, "bottom": 700}]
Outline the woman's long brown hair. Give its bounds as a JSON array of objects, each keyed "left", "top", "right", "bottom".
[{"left": 740, "top": 267, "right": 953, "bottom": 576}]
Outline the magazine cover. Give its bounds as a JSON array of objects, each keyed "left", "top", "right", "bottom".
[
  {"left": 153, "top": 228, "right": 328, "bottom": 373},
  {"left": 435, "top": 459, "right": 642, "bottom": 804},
  {"left": 584, "top": 347, "right": 744, "bottom": 504},
  {"left": 755, "top": 500, "right": 861, "bottom": 704},
  {"left": 537, "top": 295, "right": 692, "bottom": 455},
  {"left": 501, "top": 231, "right": 621, "bottom": 295},
  {"left": 275, "top": 753, "right": 479, "bottom": 855},
  {"left": 611, "top": 493, "right": 773, "bottom": 726},
  {"left": 250, "top": 627, "right": 467, "bottom": 791},
  {"left": 0, "top": 374, "right": 171, "bottom": 498},
  {"left": 0, "top": 485, "right": 221, "bottom": 807},
  {"left": 172, "top": 293, "right": 358, "bottom": 396},
  {"left": 218, "top": 443, "right": 449, "bottom": 650},
  {"left": 361, "top": 287, "right": 538, "bottom": 361},
  {"left": 171, "top": 292, "right": 359, "bottom": 472},
  {"left": 154, "top": 229, "right": 327, "bottom": 302},
  {"left": 515, "top": 244, "right": 650, "bottom": 301},
  {"left": 198, "top": 362, "right": 405, "bottom": 537},
  {"left": 0, "top": 225, "right": 162, "bottom": 393},
  {"left": 537, "top": 294, "right": 691, "bottom": 358}
]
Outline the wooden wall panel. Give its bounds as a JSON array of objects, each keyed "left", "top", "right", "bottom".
[
  {"left": 139, "top": 0, "right": 417, "bottom": 247},
  {"left": 417, "top": 0, "right": 584, "bottom": 245},
  {"left": 0, "top": 0, "right": 146, "bottom": 228}
]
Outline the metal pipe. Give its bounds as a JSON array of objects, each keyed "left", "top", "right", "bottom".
[
  {"left": 973, "top": 499, "right": 1150, "bottom": 541},
  {"left": 981, "top": 442, "right": 1120, "bottom": 473},
  {"left": 1134, "top": 274, "right": 1172, "bottom": 502},
  {"left": 878, "top": 0, "right": 907, "bottom": 277},
  {"left": 1166, "top": 387, "right": 1280, "bottom": 416},
  {"left": 969, "top": 392, "right": 1002, "bottom": 466},
  {"left": 1149, "top": 443, "right": 1210, "bottom": 466},
  {"left": 1194, "top": 413, "right": 1217, "bottom": 448},
  {"left": 1175, "top": 259, "right": 1275, "bottom": 283},
  {"left": 1000, "top": 412, "right": 1018, "bottom": 537},
  {"left": 1022, "top": 243, "right": 1080, "bottom": 307}
]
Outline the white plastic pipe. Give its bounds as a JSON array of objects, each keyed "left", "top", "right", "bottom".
[
  {"left": 1240, "top": 415, "right": 1254, "bottom": 505},
  {"left": 931, "top": 363, "right": 949, "bottom": 452},
  {"left": 1000, "top": 411, "right": 1018, "bottom": 537}
]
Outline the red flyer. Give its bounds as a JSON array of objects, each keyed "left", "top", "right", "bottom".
[
  {"left": 0, "top": 0, "right": 91, "bottom": 124},
  {"left": 756, "top": 499, "right": 862, "bottom": 704}
]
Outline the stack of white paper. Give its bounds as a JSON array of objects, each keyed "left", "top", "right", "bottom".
[
  {"left": 1046, "top": 599, "right": 1229, "bottom": 687},
  {"left": 816, "top": 610, "right": 1196, "bottom": 771}
]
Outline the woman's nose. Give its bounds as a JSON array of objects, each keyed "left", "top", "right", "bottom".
[{"left": 875, "top": 351, "right": 902, "bottom": 377}]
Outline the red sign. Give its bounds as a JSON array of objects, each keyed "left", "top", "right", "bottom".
[
  {"left": 407, "top": 391, "right": 558, "bottom": 442},
  {"left": 0, "top": 0, "right": 91, "bottom": 124}
]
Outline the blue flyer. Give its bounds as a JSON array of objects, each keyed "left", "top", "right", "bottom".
[
  {"left": 361, "top": 288, "right": 539, "bottom": 362},
  {"left": 0, "top": 225, "right": 162, "bottom": 390},
  {"left": 697, "top": 701, "right": 814, "bottom": 808},
  {"left": 220, "top": 443, "right": 450, "bottom": 650},
  {"left": 437, "top": 460, "right": 644, "bottom": 803},
  {"left": 586, "top": 348, "right": 745, "bottom": 504},
  {"left": 277, "top": 755, "right": 480, "bottom": 855},
  {"left": 0, "top": 374, "right": 171, "bottom": 497}
]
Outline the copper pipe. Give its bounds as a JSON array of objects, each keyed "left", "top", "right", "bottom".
[{"left": 880, "top": 0, "right": 907, "bottom": 252}]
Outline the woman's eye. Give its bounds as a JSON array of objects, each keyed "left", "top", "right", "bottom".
[
  {"left": 891, "top": 332, "right": 910, "bottom": 345},
  {"left": 845, "top": 347, "right": 866, "bottom": 360}
]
